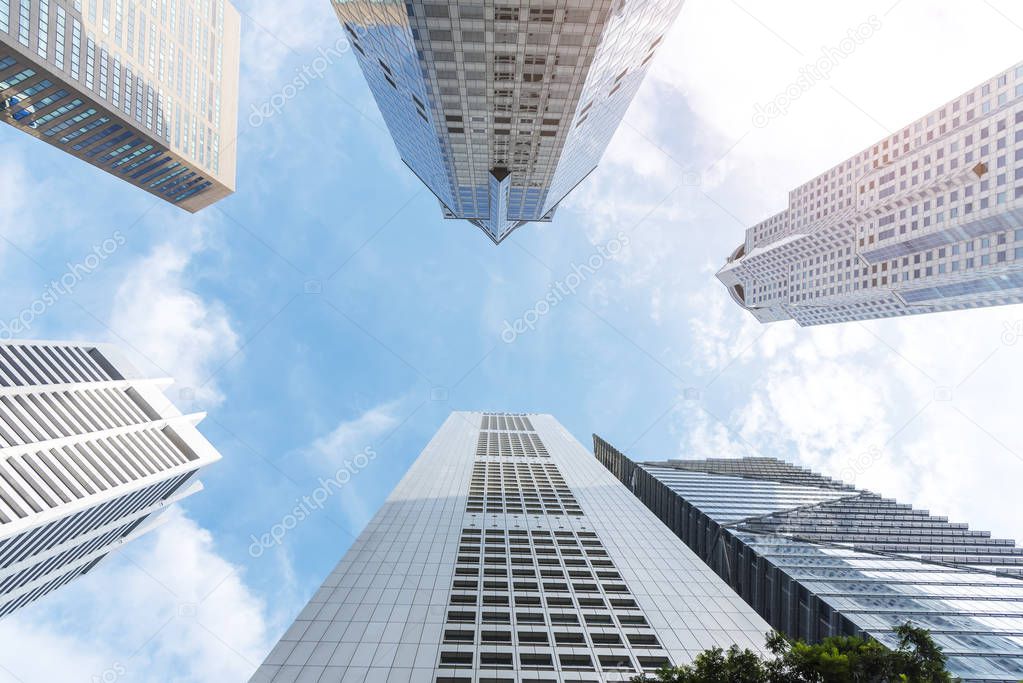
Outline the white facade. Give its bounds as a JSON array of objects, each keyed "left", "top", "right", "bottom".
[
  {"left": 334, "top": 1, "right": 685, "bottom": 243},
  {"left": 250, "top": 411, "right": 770, "bottom": 683},
  {"left": 0, "top": 339, "right": 221, "bottom": 617},
  {"left": 719, "top": 61, "right": 1023, "bottom": 326},
  {"left": 0, "top": 0, "right": 240, "bottom": 211}
]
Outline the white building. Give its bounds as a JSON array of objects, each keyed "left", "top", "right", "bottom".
[
  {"left": 719, "top": 61, "right": 1023, "bottom": 326},
  {"left": 250, "top": 411, "right": 770, "bottom": 682},
  {"left": 0, "top": 339, "right": 221, "bottom": 617},
  {"left": 0, "top": 0, "right": 240, "bottom": 211},
  {"left": 333, "top": 1, "right": 685, "bottom": 243}
]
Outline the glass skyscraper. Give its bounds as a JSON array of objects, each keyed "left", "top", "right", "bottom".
[
  {"left": 595, "top": 436, "right": 1023, "bottom": 681},
  {"left": 332, "top": 1, "right": 685, "bottom": 243},
  {"left": 0, "top": 0, "right": 240, "bottom": 211},
  {"left": 718, "top": 61, "right": 1023, "bottom": 325},
  {"left": 250, "top": 412, "right": 771, "bottom": 682},
  {"left": 0, "top": 340, "right": 222, "bottom": 618}
]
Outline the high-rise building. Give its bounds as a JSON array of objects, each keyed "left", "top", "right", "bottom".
[
  {"left": 718, "top": 61, "right": 1023, "bottom": 326},
  {"left": 0, "top": 0, "right": 240, "bottom": 212},
  {"left": 333, "top": 1, "right": 684, "bottom": 243},
  {"left": 250, "top": 412, "right": 771, "bottom": 682},
  {"left": 0, "top": 340, "right": 222, "bottom": 617},
  {"left": 595, "top": 437, "right": 1023, "bottom": 681}
]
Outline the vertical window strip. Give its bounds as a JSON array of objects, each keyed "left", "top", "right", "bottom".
[
  {"left": 17, "top": 0, "right": 30, "bottom": 46},
  {"left": 122, "top": 65, "right": 131, "bottom": 116},
  {"left": 137, "top": 13, "right": 146, "bottom": 66},
  {"left": 147, "top": 22, "right": 154, "bottom": 72},
  {"left": 133, "top": 74, "right": 141, "bottom": 122},
  {"left": 98, "top": 48, "right": 107, "bottom": 99},
  {"left": 0, "top": 0, "right": 9, "bottom": 34},
  {"left": 70, "top": 18, "right": 81, "bottom": 81},
  {"left": 211, "top": 131, "right": 218, "bottom": 174},
  {"left": 84, "top": 36, "right": 94, "bottom": 90},
  {"left": 126, "top": 2, "right": 134, "bottom": 56},
  {"left": 155, "top": 91, "right": 163, "bottom": 138},
  {"left": 111, "top": 56, "right": 119, "bottom": 108},
  {"left": 36, "top": 0, "right": 49, "bottom": 59},
  {"left": 53, "top": 4, "right": 65, "bottom": 70}
]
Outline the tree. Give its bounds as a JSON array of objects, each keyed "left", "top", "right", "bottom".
[{"left": 632, "top": 623, "right": 954, "bottom": 683}]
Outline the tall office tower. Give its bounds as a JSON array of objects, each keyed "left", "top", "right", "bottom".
[
  {"left": 0, "top": 340, "right": 221, "bottom": 617},
  {"left": 0, "top": 0, "right": 240, "bottom": 211},
  {"left": 333, "top": 1, "right": 684, "bottom": 243},
  {"left": 595, "top": 437, "right": 1023, "bottom": 682},
  {"left": 251, "top": 412, "right": 770, "bottom": 682},
  {"left": 718, "top": 61, "right": 1023, "bottom": 326}
]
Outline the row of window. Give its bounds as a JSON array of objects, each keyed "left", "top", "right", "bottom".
[{"left": 435, "top": 650, "right": 668, "bottom": 673}]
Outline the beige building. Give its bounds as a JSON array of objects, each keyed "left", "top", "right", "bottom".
[
  {"left": 719, "top": 61, "right": 1023, "bottom": 326},
  {"left": 0, "top": 0, "right": 239, "bottom": 211}
]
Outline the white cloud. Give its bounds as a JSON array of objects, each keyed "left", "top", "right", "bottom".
[
  {"left": 298, "top": 400, "right": 404, "bottom": 535},
  {"left": 0, "top": 509, "right": 271, "bottom": 683},
  {"left": 109, "top": 232, "right": 240, "bottom": 407},
  {"left": 564, "top": 0, "right": 1023, "bottom": 544},
  {"left": 0, "top": 144, "right": 44, "bottom": 262},
  {"left": 240, "top": 0, "right": 341, "bottom": 90},
  {"left": 308, "top": 400, "right": 402, "bottom": 465},
  {"left": 682, "top": 306, "right": 1023, "bottom": 542}
]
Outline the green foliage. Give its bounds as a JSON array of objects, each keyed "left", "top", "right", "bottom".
[{"left": 631, "top": 622, "right": 954, "bottom": 683}]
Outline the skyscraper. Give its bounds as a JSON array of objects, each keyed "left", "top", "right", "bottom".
[
  {"left": 718, "top": 61, "right": 1023, "bottom": 326},
  {"left": 0, "top": 340, "right": 222, "bottom": 617},
  {"left": 0, "top": 0, "right": 240, "bottom": 211},
  {"left": 595, "top": 437, "right": 1023, "bottom": 681},
  {"left": 333, "top": 1, "right": 684, "bottom": 243},
  {"left": 250, "top": 412, "right": 770, "bottom": 682}
]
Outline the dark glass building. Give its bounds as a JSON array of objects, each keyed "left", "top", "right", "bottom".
[{"left": 594, "top": 436, "right": 1023, "bottom": 681}]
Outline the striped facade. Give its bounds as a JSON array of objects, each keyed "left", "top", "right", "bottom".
[{"left": 0, "top": 339, "right": 221, "bottom": 617}]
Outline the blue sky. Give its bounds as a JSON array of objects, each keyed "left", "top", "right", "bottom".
[{"left": 3, "top": 1, "right": 1023, "bottom": 681}]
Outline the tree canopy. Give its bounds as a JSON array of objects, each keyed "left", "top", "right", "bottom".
[{"left": 632, "top": 623, "right": 955, "bottom": 683}]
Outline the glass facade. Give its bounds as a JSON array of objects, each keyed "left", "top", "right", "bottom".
[
  {"left": 250, "top": 412, "right": 771, "bottom": 682},
  {"left": 718, "top": 61, "right": 1023, "bottom": 326},
  {"left": 0, "top": 0, "right": 239, "bottom": 211},
  {"left": 595, "top": 437, "right": 1023, "bottom": 681},
  {"left": 332, "top": 0, "right": 684, "bottom": 243}
]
